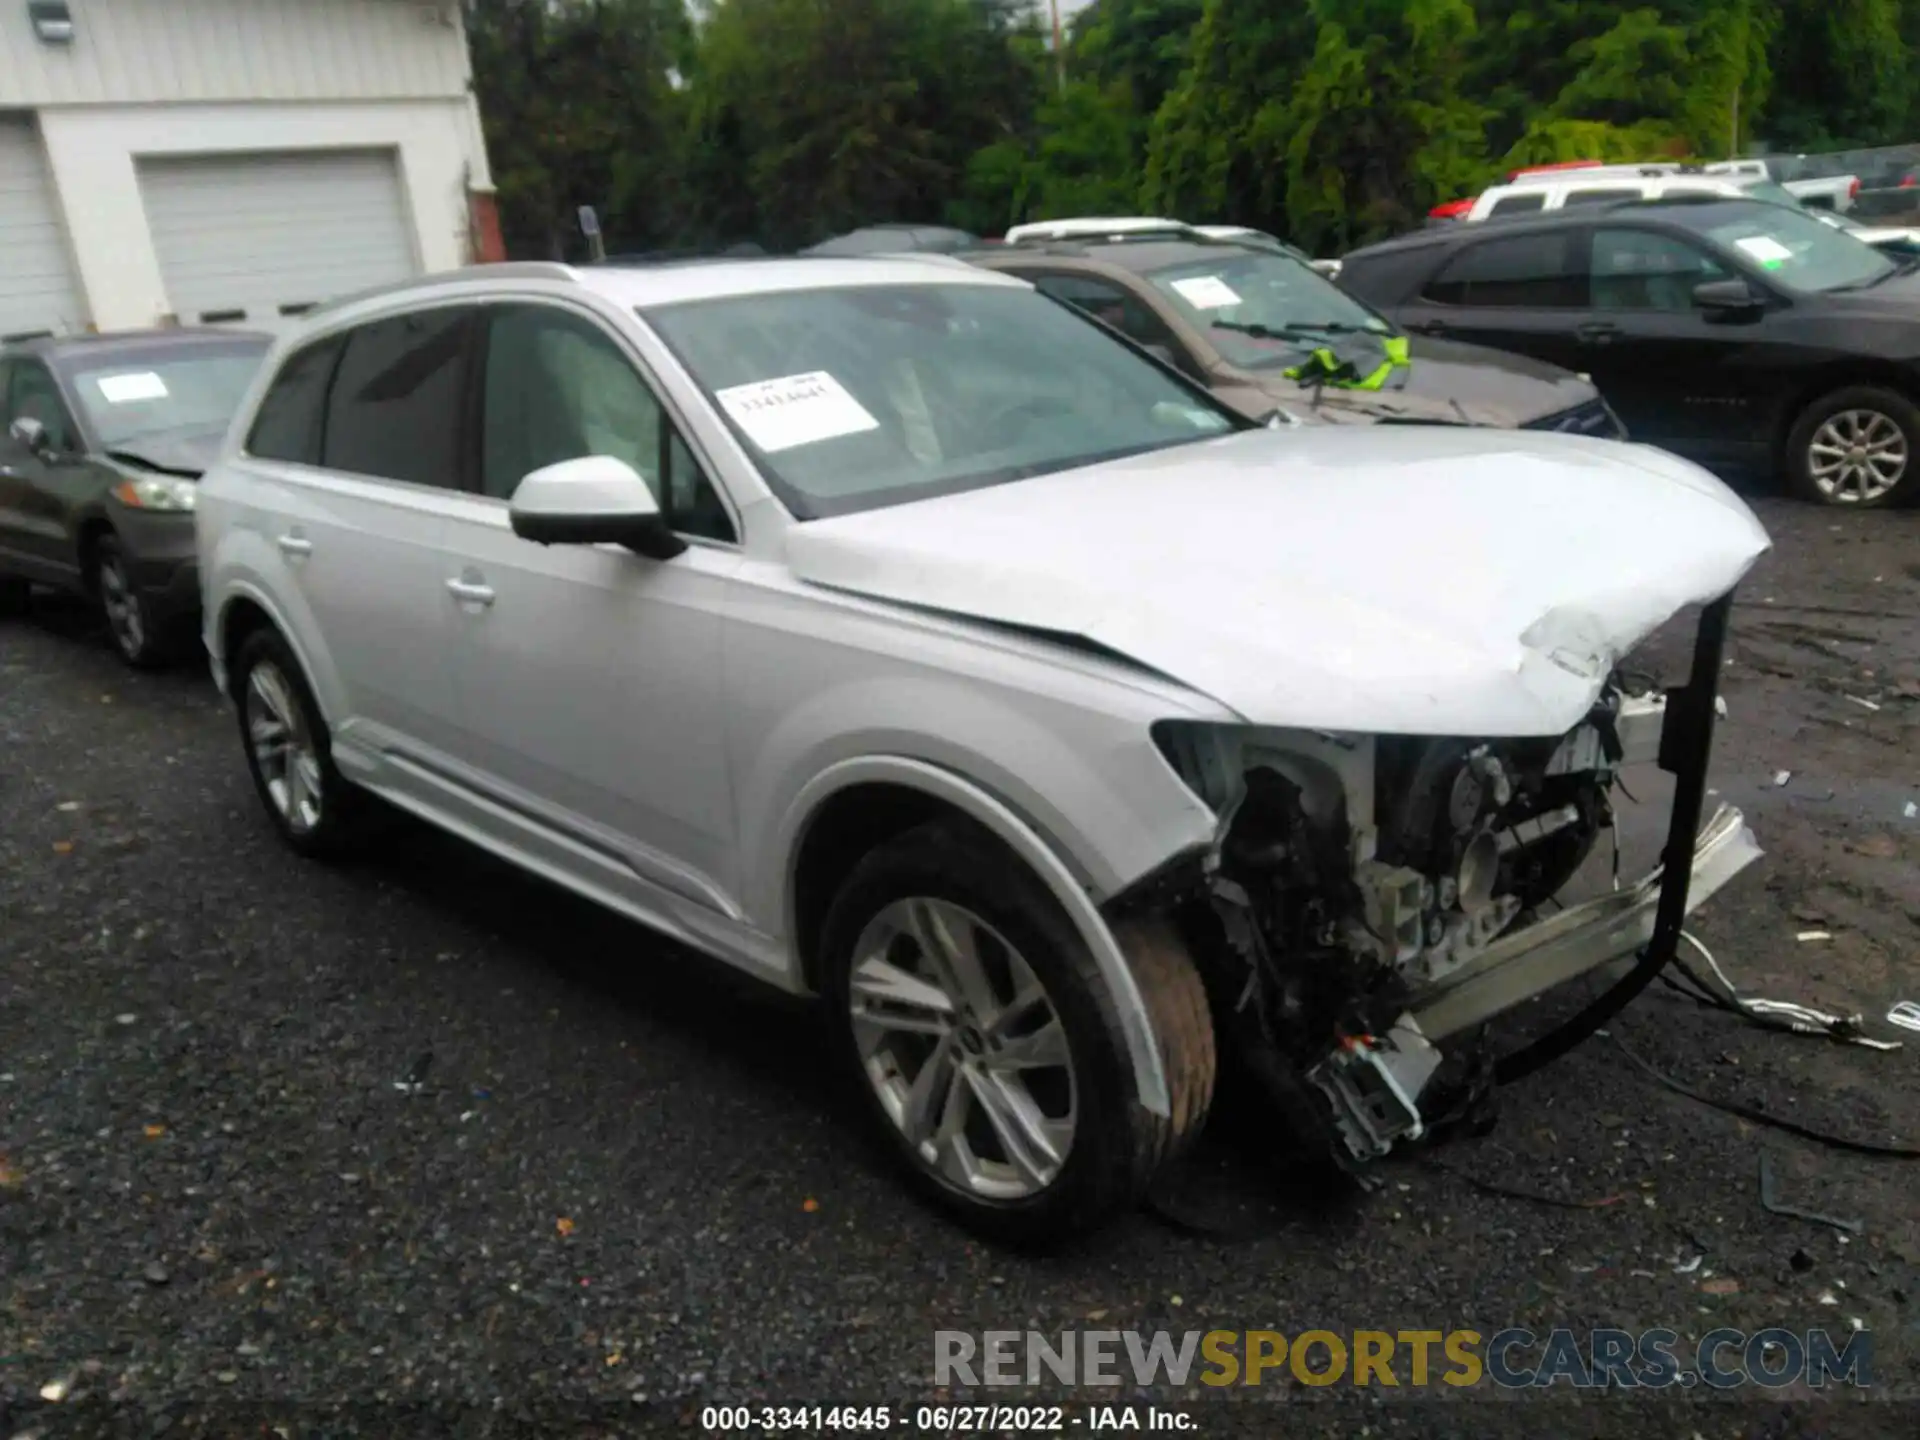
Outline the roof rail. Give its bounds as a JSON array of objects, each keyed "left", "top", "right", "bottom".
[{"left": 307, "top": 261, "right": 580, "bottom": 320}]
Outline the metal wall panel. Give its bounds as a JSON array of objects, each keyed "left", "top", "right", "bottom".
[{"left": 0, "top": 0, "right": 472, "bottom": 107}]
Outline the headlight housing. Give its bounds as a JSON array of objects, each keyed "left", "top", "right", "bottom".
[{"left": 112, "top": 476, "right": 198, "bottom": 512}]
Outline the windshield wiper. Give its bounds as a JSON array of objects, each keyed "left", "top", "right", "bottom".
[{"left": 1212, "top": 319, "right": 1379, "bottom": 341}]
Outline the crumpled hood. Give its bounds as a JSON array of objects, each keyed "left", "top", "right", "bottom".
[
  {"left": 785, "top": 426, "right": 1771, "bottom": 737},
  {"left": 1253, "top": 334, "right": 1598, "bottom": 428},
  {"left": 103, "top": 428, "right": 224, "bottom": 478}
]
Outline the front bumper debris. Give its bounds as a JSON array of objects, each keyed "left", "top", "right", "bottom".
[{"left": 1410, "top": 803, "right": 1762, "bottom": 1041}]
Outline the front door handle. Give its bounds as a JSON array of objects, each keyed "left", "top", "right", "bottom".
[
  {"left": 1576, "top": 322, "right": 1621, "bottom": 344},
  {"left": 276, "top": 534, "right": 312, "bottom": 557},
  {"left": 1408, "top": 319, "right": 1449, "bottom": 335},
  {"left": 446, "top": 577, "right": 496, "bottom": 607}
]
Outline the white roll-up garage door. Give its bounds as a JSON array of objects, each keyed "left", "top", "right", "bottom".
[
  {"left": 0, "top": 115, "right": 88, "bottom": 342},
  {"left": 137, "top": 149, "right": 419, "bottom": 332}
]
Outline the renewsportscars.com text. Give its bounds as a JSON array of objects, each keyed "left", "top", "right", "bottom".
[{"left": 935, "top": 1327, "right": 1873, "bottom": 1390}]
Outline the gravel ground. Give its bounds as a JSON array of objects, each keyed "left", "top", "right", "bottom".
[{"left": 2, "top": 496, "right": 1918, "bottom": 1439}]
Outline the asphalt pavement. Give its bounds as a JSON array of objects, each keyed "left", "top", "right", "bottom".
[{"left": 2, "top": 496, "right": 1918, "bottom": 1439}]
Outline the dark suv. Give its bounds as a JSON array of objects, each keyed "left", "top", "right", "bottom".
[
  {"left": 1337, "top": 196, "right": 1920, "bottom": 507},
  {"left": 967, "top": 234, "right": 1620, "bottom": 436},
  {"left": 0, "top": 329, "right": 270, "bottom": 665}
]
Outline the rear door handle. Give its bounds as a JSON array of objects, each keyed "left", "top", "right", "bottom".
[
  {"left": 1408, "top": 319, "right": 1448, "bottom": 335},
  {"left": 1576, "top": 322, "right": 1621, "bottom": 344},
  {"left": 276, "top": 534, "right": 312, "bottom": 557},
  {"left": 446, "top": 578, "right": 496, "bottom": 607}
]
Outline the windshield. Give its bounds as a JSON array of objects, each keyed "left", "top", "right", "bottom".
[
  {"left": 1142, "top": 249, "right": 1394, "bottom": 369},
  {"left": 1701, "top": 205, "right": 1895, "bottom": 292},
  {"left": 644, "top": 283, "right": 1242, "bottom": 519},
  {"left": 63, "top": 342, "right": 269, "bottom": 451}
]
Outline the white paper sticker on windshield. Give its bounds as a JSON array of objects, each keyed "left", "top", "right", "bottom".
[
  {"left": 1734, "top": 235, "right": 1794, "bottom": 266},
  {"left": 94, "top": 371, "right": 169, "bottom": 404},
  {"left": 1169, "top": 275, "right": 1243, "bottom": 310},
  {"left": 714, "top": 370, "right": 880, "bottom": 453}
]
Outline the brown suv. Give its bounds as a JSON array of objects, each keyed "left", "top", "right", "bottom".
[{"left": 967, "top": 234, "right": 1621, "bottom": 436}]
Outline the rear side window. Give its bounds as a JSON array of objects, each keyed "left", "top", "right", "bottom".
[
  {"left": 1421, "top": 232, "right": 1582, "bottom": 307},
  {"left": 1485, "top": 192, "right": 1546, "bottom": 216},
  {"left": 245, "top": 336, "right": 342, "bottom": 464},
  {"left": 1561, "top": 186, "right": 1639, "bottom": 207},
  {"left": 321, "top": 307, "right": 474, "bottom": 489}
]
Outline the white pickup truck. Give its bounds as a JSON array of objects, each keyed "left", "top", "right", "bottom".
[{"left": 1705, "top": 158, "right": 1859, "bottom": 213}]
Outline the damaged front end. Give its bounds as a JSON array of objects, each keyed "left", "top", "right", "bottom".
[{"left": 1128, "top": 595, "right": 1761, "bottom": 1174}]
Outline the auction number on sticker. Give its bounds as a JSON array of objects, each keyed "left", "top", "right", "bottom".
[{"left": 701, "top": 1405, "right": 895, "bottom": 1431}]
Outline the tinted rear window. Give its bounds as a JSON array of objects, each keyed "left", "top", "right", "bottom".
[
  {"left": 246, "top": 336, "right": 343, "bottom": 465},
  {"left": 321, "top": 308, "right": 474, "bottom": 489}
]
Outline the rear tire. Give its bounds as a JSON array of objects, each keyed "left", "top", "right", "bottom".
[
  {"left": 0, "top": 574, "right": 29, "bottom": 618},
  {"left": 1784, "top": 385, "right": 1920, "bottom": 507},
  {"left": 819, "top": 818, "right": 1215, "bottom": 1247},
  {"left": 231, "top": 626, "right": 370, "bottom": 858}
]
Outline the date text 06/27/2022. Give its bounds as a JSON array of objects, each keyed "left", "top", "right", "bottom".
[{"left": 700, "top": 1405, "right": 1196, "bottom": 1432}]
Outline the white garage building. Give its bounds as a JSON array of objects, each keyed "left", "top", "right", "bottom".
[{"left": 0, "top": 0, "right": 500, "bottom": 341}]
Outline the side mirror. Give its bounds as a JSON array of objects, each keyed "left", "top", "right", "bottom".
[
  {"left": 9, "top": 415, "right": 51, "bottom": 458},
  {"left": 1692, "top": 277, "right": 1764, "bottom": 321},
  {"left": 508, "top": 455, "right": 686, "bottom": 560}
]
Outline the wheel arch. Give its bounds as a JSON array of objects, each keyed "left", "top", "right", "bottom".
[
  {"left": 73, "top": 514, "right": 114, "bottom": 593},
  {"left": 778, "top": 756, "right": 1175, "bottom": 1118},
  {"left": 210, "top": 582, "right": 334, "bottom": 722},
  {"left": 1772, "top": 361, "right": 1920, "bottom": 458}
]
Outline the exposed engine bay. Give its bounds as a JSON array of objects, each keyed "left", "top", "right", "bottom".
[{"left": 1143, "top": 672, "right": 1747, "bottom": 1176}]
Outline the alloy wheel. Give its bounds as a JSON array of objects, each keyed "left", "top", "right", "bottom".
[
  {"left": 1808, "top": 408, "right": 1908, "bottom": 503},
  {"left": 244, "top": 660, "right": 324, "bottom": 834},
  {"left": 97, "top": 552, "right": 145, "bottom": 659},
  {"left": 847, "top": 897, "right": 1077, "bottom": 1200}
]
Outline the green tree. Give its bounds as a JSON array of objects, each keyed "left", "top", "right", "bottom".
[
  {"left": 685, "top": 0, "right": 1035, "bottom": 248},
  {"left": 466, "top": 0, "right": 695, "bottom": 257}
]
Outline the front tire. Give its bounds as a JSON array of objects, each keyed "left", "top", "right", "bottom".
[
  {"left": 0, "top": 574, "right": 29, "bottom": 618},
  {"left": 231, "top": 627, "right": 368, "bottom": 858},
  {"left": 1784, "top": 385, "right": 1920, "bottom": 507},
  {"left": 93, "top": 534, "right": 180, "bottom": 668},
  {"left": 820, "top": 819, "right": 1215, "bottom": 1246}
]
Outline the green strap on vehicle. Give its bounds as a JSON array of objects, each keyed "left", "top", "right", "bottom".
[{"left": 1284, "top": 334, "right": 1411, "bottom": 392}]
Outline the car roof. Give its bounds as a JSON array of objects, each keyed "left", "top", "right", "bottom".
[
  {"left": 302, "top": 255, "right": 1027, "bottom": 329},
  {"left": 0, "top": 326, "right": 273, "bottom": 359},
  {"left": 975, "top": 236, "right": 1271, "bottom": 274},
  {"left": 1344, "top": 195, "right": 1780, "bottom": 260}
]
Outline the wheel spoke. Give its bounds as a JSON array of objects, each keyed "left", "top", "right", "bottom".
[
  {"left": 850, "top": 956, "right": 956, "bottom": 1037},
  {"left": 989, "top": 1015, "right": 1070, "bottom": 1071},
  {"left": 965, "top": 1068, "right": 1068, "bottom": 1189},
  {"left": 900, "top": 1033, "right": 958, "bottom": 1147},
  {"left": 906, "top": 899, "right": 998, "bottom": 1020}
]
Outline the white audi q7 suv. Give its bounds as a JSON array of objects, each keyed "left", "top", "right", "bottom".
[{"left": 197, "top": 255, "right": 1770, "bottom": 1244}]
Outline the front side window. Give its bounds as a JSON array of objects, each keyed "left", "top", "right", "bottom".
[
  {"left": 1591, "top": 228, "right": 1728, "bottom": 311},
  {"left": 8, "top": 360, "right": 77, "bottom": 452},
  {"left": 65, "top": 341, "right": 268, "bottom": 453},
  {"left": 1421, "top": 233, "right": 1582, "bottom": 307},
  {"left": 644, "top": 282, "right": 1242, "bottom": 519},
  {"left": 481, "top": 304, "right": 735, "bottom": 542},
  {"left": 322, "top": 307, "right": 474, "bottom": 489},
  {"left": 1697, "top": 204, "right": 1896, "bottom": 292},
  {"left": 1141, "top": 248, "right": 1395, "bottom": 370}
]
